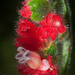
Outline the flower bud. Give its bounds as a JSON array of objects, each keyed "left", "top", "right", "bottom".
[
  {"left": 38, "top": 59, "right": 50, "bottom": 71},
  {"left": 27, "top": 51, "right": 41, "bottom": 69}
]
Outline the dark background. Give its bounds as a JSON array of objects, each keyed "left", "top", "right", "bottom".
[
  {"left": 0, "top": 0, "right": 75, "bottom": 75},
  {"left": 0, "top": 0, "right": 20, "bottom": 75}
]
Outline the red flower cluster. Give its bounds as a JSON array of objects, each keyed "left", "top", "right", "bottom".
[
  {"left": 17, "top": 56, "right": 57, "bottom": 75},
  {"left": 15, "top": 13, "right": 66, "bottom": 50},
  {"left": 18, "top": 0, "right": 66, "bottom": 41}
]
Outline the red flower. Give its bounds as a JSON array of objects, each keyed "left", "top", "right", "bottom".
[
  {"left": 17, "top": 55, "right": 57, "bottom": 75},
  {"left": 19, "top": 0, "right": 32, "bottom": 18},
  {"left": 15, "top": 19, "right": 57, "bottom": 51},
  {"left": 39, "top": 13, "right": 66, "bottom": 39},
  {"left": 15, "top": 19, "right": 48, "bottom": 51}
]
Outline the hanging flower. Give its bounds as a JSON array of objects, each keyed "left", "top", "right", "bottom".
[{"left": 15, "top": 47, "right": 41, "bottom": 69}]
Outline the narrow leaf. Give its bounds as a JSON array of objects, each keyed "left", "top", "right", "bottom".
[
  {"left": 51, "top": 2, "right": 56, "bottom": 10},
  {"left": 57, "top": 0, "right": 66, "bottom": 15}
]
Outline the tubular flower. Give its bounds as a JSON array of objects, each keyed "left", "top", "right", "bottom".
[
  {"left": 16, "top": 47, "right": 57, "bottom": 75},
  {"left": 15, "top": 47, "right": 41, "bottom": 69}
]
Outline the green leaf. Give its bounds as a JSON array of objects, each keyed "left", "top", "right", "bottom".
[
  {"left": 51, "top": 2, "right": 56, "bottom": 10},
  {"left": 45, "top": 43, "right": 56, "bottom": 56},
  {"left": 60, "top": 37, "right": 69, "bottom": 75},
  {"left": 48, "top": 45, "right": 56, "bottom": 56},
  {"left": 58, "top": 32, "right": 67, "bottom": 41},
  {"left": 57, "top": 0, "right": 67, "bottom": 16},
  {"left": 27, "top": 0, "right": 49, "bottom": 21}
]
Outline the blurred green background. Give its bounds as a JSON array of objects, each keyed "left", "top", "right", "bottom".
[{"left": 0, "top": 0, "right": 75, "bottom": 75}]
